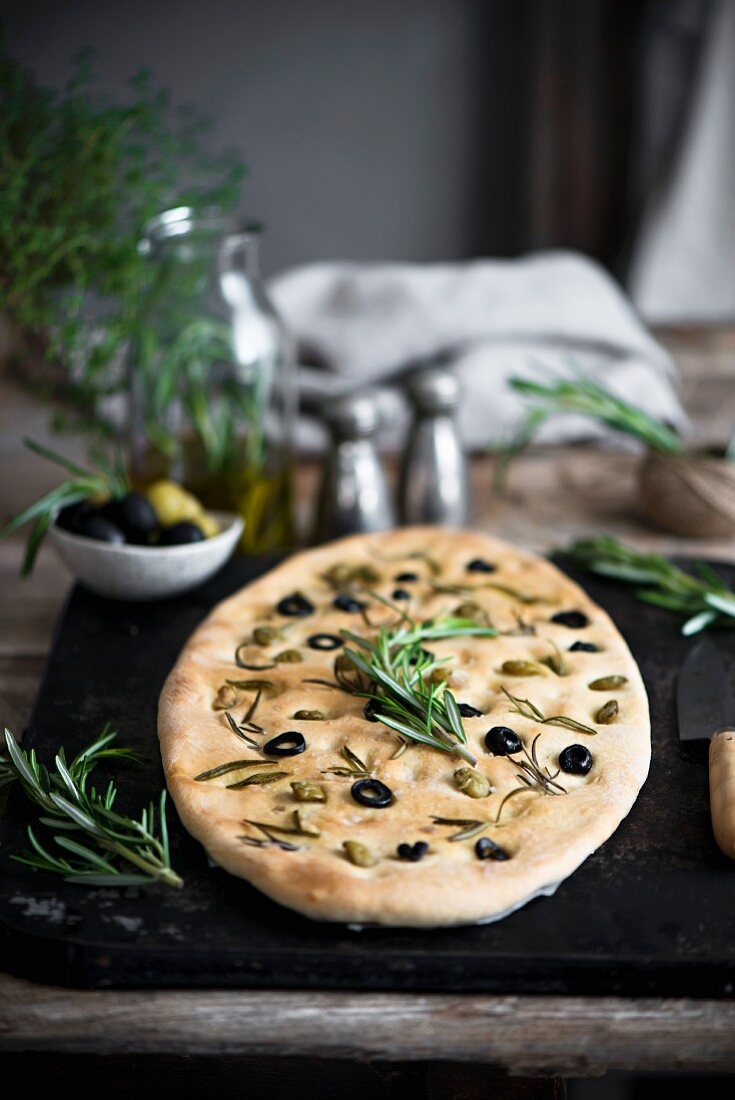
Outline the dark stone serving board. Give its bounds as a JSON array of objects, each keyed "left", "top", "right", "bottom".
[{"left": 1, "top": 554, "right": 734, "bottom": 995}]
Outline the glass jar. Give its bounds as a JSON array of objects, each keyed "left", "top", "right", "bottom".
[{"left": 129, "top": 207, "right": 295, "bottom": 554}]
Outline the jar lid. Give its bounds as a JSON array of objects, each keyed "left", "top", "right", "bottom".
[
  {"left": 405, "top": 367, "right": 460, "bottom": 413},
  {"left": 322, "top": 392, "right": 380, "bottom": 438}
]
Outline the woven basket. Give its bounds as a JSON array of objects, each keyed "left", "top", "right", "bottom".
[{"left": 639, "top": 449, "right": 735, "bottom": 538}]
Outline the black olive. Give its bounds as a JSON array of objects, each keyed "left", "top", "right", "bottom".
[
  {"left": 569, "top": 641, "right": 600, "bottom": 653},
  {"left": 159, "top": 521, "right": 205, "bottom": 545},
  {"left": 307, "top": 633, "right": 343, "bottom": 651},
  {"left": 333, "top": 593, "right": 364, "bottom": 613},
  {"left": 363, "top": 699, "right": 382, "bottom": 723},
  {"left": 559, "top": 744, "right": 593, "bottom": 775},
  {"left": 484, "top": 726, "right": 522, "bottom": 755},
  {"left": 409, "top": 648, "right": 434, "bottom": 666},
  {"left": 351, "top": 778, "right": 394, "bottom": 808},
  {"left": 101, "top": 492, "right": 158, "bottom": 543},
  {"left": 466, "top": 558, "right": 496, "bottom": 573},
  {"left": 56, "top": 500, "right": 97, "bottom": 534},
  {"left": 475, "top": 836, "right": 510, "bottom": 861},
  {"left": 551, "top": 610, "right": 589, "bottom": 629},
  {"left": 397, "top": 841, "right": 428, "bottom": 862},
  {"left": 277, "top": 592, "right": 315, "bottom": 617},
  {"left": 392, "top": 588, "right": 411, "bottom": 601},
  {"left": 78, "top": 516, "right": 126, "bottom": 545},
  {"left": 263, "top": 731, "right": 307, "bottom": 757},
  {"left": 458, "top": 703, "right": 483, "bottom": 718},
  {"left": 394, "top": 572, "right": 419, "bottom": 583}
]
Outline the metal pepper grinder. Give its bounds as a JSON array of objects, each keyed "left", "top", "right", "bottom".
[
  {"left": 399, "top": 366, "right": 470, "bottom": 526},
  {"left": 313, "top": 391, "right": 396, "bottom": 543}
]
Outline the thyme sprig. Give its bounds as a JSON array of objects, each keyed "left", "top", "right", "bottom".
[
  {"left": 561, "top": 535, "right": 735, "bottom": 635},
  {"left": 502, "top": 688, "right": 597, "bottom": 736},
  {"left": 339, "top": 611, "right": 498, "bottom": 766},
  {"left": 0, "top": 726, "right": 182, "bottom": 887}
]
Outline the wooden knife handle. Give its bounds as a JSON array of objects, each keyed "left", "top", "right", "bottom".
[{"left": 709, "top": 728, "right": 735, "bottom": 860}]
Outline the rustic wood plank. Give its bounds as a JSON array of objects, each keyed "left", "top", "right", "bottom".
[{"left": 2, "top": 976, "right": 735, "bottom": 1073}]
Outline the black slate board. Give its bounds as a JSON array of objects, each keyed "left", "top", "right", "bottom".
[{"left": 1, "top": 555, "right": 734, "bottom": 995}]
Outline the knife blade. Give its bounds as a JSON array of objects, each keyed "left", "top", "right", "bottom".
[
  {"left": 677, "top": 637, "right": 735, "bottom": 859},
  {"left": 677, "top": 637, "right": 734, "bottom": 742}
]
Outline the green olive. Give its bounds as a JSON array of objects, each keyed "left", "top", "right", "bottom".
[
  {"left": 323, "top": 562, "right": 380, "bottom": 590},
  {"left": 343, "top": 840, "right": 377, "bottom": 867},
  {"left": 589, "top": 676, "right": 628, "bottom": 691},
  {"left": 500, "top": 660, "right": 544, "bottom": 676},
  {"left": 453, "top": 601, "right": 484, "bottom": 621},
  {"left": 253, "top": 625, "right": 283, "bottom": 646},
  {"left": 291, "top": 780, "right": 327, "bottom": 803},
  {"left": 595, "top": 699, "right": 619, "bottom": 724},
  {"left": 453, "top": 766, "right": 491, "bottom": 798},
  {"left": 275, "top": 649, "right": 303, "bottom": 664},
  {"left": 293, "top": 709, "right": 325, "bottom": 721},
  {"left": 145, "top": 480, "right": 204, "bottom": 526}
]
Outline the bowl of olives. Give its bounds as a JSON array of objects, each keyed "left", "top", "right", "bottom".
[{"left": 47, "top": 480, "right": 243, "bottom": 601}]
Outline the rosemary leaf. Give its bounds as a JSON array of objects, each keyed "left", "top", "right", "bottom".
[
  {"left": 561, "top": 536, "right": 735, "bottom": 635},
  {"left": 195, "top": 759, "right": 273, "bottom": 782},
  {"left": 226, "top": 771, "right": 289, "bottom": 789}
]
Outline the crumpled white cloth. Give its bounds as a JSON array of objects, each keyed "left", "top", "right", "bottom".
[{"left": 269, "top": 250, "right": 687, "bottom": 452}]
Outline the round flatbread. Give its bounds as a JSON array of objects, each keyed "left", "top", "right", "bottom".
[{"left": 158, "top": 528, "right": 650, "bottom": 927}]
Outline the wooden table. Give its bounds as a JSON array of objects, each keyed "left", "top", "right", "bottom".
[{"left": 2, "top": 326, "right": 735, "bottom": 1081}]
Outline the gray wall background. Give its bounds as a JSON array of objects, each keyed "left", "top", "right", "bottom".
[{"left": 3, "top": 0, "right": 515, "bottom": 275}]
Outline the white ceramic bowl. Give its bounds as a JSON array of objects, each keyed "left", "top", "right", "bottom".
[{"left": 47, "top": 510, "right": 244, "bottom": 601}]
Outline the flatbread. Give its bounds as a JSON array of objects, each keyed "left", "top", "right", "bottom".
[{"left": 158, "top": 528, "right": 650, "bottom": 927}]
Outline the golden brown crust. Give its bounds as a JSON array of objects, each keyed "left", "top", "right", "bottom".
[{"left": 158, "top": 528, "right": 650, "bottom": 926}]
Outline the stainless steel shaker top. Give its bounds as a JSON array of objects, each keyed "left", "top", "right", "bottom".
[
  {"left": 313, "top": 391, "right": 396, "bottom": 542},
  {"left": 399, "top": 366, "right": 470, "bottom": 526}
]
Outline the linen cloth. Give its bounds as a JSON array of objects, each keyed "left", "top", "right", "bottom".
[{"left": 269, "top": 250, "right": 686, "bottom": 452}]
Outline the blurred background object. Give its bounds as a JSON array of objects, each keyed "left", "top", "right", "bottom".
[
  {"left": 2, "top": 0, "right": 730, "bottom": 310},
  {"left": 1, "top": 0, "right": 733, "bottom": 542},
  {"left": 313, "top": 391, "right": 395, "bottom": 541}
]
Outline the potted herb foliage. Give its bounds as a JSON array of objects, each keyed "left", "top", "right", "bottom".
[
  {"left": 501, "top": 370, "right": 735, "bottom": 538},
  {"left": 0, "top": 45, "right": 245, "bottom": 448}
]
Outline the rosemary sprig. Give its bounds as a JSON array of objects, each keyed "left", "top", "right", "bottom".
[
  {"left": 561, "top": 535, "right": 735, "bottom": 636},
  {"left": 0, "top": 438, "right": 130, "bottom": 576},
  {"left": 498, "top": 367, "right": 684, "bottom": 484},
  {"left": 0, "top": 726, "right": 182, "bottom": 887},
  {"left": 502, "top": 688, "right": 597, "bottom": 736},
  {"left": 340, "top": 611, "right": 497, "bottom": 766}
]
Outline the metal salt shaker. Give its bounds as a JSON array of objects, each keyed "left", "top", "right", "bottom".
[
  {"left": 399, "top": 367, "right": 470, "bottom": 526},
  {"left": 313, "top": 391, "right": 396, "bottom": 542}
]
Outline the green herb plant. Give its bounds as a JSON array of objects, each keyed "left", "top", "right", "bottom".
[
  {"left": 0, "top": 45, "right": 245, "bottom": 446},
  {"left": 561, "top": 536, "right": 735, "bottom": 636},
  {"left": 0, "top": 725, "right": 182, "bottom": 887},
  {"left": 0, "top": 437, "right": 129, "bottom": 575}
]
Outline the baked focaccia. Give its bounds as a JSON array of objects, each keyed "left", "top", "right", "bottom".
[{"left": 158, "top": 528, "right": 650, "bottom": 926}]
